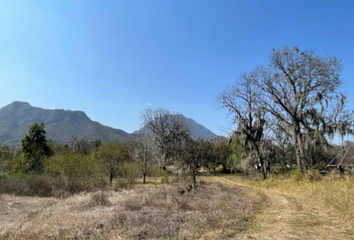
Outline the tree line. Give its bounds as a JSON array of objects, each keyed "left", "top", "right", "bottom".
[
  {"left": 0, "top": 116, "right": 239, "bottom": 197},
  {"left": 1, "top": 46, "right": 353, "bottom": 193}
]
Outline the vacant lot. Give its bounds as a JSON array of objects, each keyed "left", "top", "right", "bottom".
[{"left": 0, "top": 181, "right": 264, "bottom": 240}]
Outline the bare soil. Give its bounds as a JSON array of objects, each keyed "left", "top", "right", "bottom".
[{"left": 211, "top": 176, "right": 354, "bottom": 240}]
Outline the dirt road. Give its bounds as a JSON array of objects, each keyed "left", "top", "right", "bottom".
[{"left": 211, "top": 176, "right": 354, "bottom": 240}]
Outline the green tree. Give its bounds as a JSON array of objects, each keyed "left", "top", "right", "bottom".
[
  {"left": 94, "top": 141, "right": 129, "bottom": 184},
  {"left": 19, "top": 123, "right": 53, "bottom": 174}
]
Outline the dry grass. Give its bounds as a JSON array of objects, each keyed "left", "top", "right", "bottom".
[
  {"left": 0, "top": 181, "right": 264, "bottom": 240},
  {"left": 217, "top": 174, "right": 354, "bottom": 239},
  {"left": 252, "top": 171, "right": 354, "bottom": 222}
]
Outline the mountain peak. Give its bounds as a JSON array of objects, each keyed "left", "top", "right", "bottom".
[
  {"left": 0, "top": 102, "right": 129, "bottom": 146},
  {"left": 0, "top": 102, "right": 218, "bottom": 146}
]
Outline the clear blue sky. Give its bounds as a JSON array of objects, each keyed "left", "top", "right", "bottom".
[{"left": 1, "top": 0, "right": 354, "bottom": 140}]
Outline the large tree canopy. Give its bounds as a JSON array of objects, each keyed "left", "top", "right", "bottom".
[
  {"left": 257, "top": 46, "right": 353, "bottom": 171},
  {"left": 220, "top": 46, "right": 354, "bottom": 173}
]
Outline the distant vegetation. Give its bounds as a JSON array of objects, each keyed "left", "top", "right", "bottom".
[
  {"left": 1, "top": 47, "right": 353, "bottom": 196},
  {"left": 0, "top": 46, "right": 354, "bottom": 239}
]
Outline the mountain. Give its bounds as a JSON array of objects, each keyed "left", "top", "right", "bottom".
[
  {"left": 133, "top": 114, "right": 218, "bottom": 141},
  {"left": 0, "top": 101, "right": 218, "bottom": 147},
  {"left": 0, "top": 101, "right": 130, "bottom": 146}
]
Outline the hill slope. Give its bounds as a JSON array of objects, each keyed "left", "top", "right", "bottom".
[
  {"left": 0, "top": 102, "right": 218, "bottom": 146},
  {"left": 0, "top": 101, "right": 130, "bottom": 146}
]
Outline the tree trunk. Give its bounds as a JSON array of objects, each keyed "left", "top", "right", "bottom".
[
  {"left": 109, "top": 171, "right": 114, "bottom": 184},
  {"left": 143, "top": 160, "right": 147, "bottom": 184},
  {"left": 222, "top": 163, "right": 227, "bottom": 173},
  {"left": 293, "top": 122, "right": 304, "bottom": 173},
  {"left": 262, "top": 159, "right": 267, "bottom": 180},
  {"left": 143, "top": 171, "right": 146, "bottom": 184},
  {"left": 192, "top": 165, "right": 197, "bottom": 184}
]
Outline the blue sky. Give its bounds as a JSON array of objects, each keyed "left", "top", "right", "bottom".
[{"left": 1, "top": 0, "right": 354, "bottom": 141}]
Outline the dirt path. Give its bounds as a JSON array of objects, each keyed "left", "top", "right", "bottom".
[{"left": 211, "top": 176, "right": 354, "bottom": 240}]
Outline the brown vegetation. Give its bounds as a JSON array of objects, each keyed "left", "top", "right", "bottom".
[
  {"left": 0, "top": 181, "right": 264, "bottom": 240},
  {"left": 216, "top": 172, "right": 354, "bottom": 239}
]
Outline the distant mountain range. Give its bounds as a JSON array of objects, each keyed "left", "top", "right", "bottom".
[{"left": 0, "top": 101, "right": 218, "bottom": 147}]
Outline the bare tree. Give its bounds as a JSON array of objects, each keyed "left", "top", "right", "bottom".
[
  {"left": 141, "top": 108, "right": 190, "bottom": 166},
  {"left": 255, "top": 46, "right": 354, "bottom": 172},
  {"left": 130, "top": 133, "right": 156, "bottom": 184},
  {"left": 218, "top": 73, "right": 268, "bottom": 178}
]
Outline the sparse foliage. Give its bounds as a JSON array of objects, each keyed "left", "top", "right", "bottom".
[
  {"left": 256, "top": 46, "right": 353, "bottom": 171},
  {"left": 220, "top": 46, "right": 354, "bottom": 174},
  {"left": 218, "top": 73, "right": 268, "bottom": 178},
  {"left": 129, "top": 133, "right": 157, "bottom": 184}
]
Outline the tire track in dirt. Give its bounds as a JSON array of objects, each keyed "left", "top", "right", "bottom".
[{"left": 211, "top": 176, "right": 354, "bottom": 240}]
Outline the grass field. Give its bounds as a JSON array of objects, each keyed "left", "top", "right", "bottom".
[
  {"left": 0, "top": 179, "right": 265, "bottom": 240},
  {"left": 250, "top": 171, "right": 354, "bottom": 222},
  {"left": 217, "top": 172, "right": 354, "bottom": 239}
]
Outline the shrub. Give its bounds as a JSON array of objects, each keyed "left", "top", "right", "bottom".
[{"left": 0, "top": 174, "right": 55, "bottom": 197}]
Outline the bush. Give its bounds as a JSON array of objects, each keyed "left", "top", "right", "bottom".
[
  {"left": 45, "top": 153, "right": 107, "bottom": 194},
  {"left": 116, "top": 161, "right": 141, "bottom": 184},
  {"left": 0, "top": 174, "right": 55, "bottom": 197}
]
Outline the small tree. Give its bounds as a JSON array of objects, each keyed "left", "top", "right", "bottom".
[
  {"left": 182, "top": 139, "right": 206, "bottom": 184},
  {"left": 19, "top": 123, "right": 53, "bottom": 174},
  {"left": 94, "top": 141, "right": 129, "bottom": 184},
  {"left": 130, "top": 133, "right": 156, "bottom": 184}
]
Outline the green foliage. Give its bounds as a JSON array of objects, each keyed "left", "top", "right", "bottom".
[
  {"left": 19, "top": 123, "right": 53, "bottom": 174},
  {"left": 0, "top": 145, "right": 12, "bottom": 172},
  {"left": 93, "top": 141, "right": 130, "bottom": 183},
  {"left": 116, "top": 161, "right": 142, "bottom": 184},
  {"left": 0, "top": 174, "right": 55, "bottom": 197},
  {"left": 1, "top": 152, "right": 107, "bottom": 197},
  {"left": 226, "top": 138, "right": 244, "bottom": 172},
  {"left": 45, "top": 153, "right": 104, "bottom": 180},
  {"left": 213, "top": 140, "right": 233, "bottom": 172}
]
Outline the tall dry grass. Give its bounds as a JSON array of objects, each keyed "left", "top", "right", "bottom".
[
  {"left": 253, "top": 170, "right": 354, "bottom": 221},
  {"left": 0, "top": 182, "right": 265, "bottom": 240}
]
